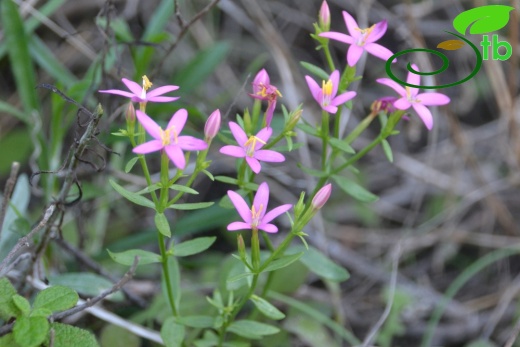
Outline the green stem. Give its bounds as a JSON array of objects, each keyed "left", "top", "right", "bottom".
[
  {"left": 158, "top": 232, "right": 178, "bottom": 316},
  {"left": 322, "top": 43, "right": 335, "bottom": 72},
  {"left": 321, "top": 110, "right": 330, "bottom": 170},
  {"left": 343, "top": 112, "right": 378, "bottom": 145}
]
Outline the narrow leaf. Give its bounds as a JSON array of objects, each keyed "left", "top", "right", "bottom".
[
  {"left": 228, "top": 320, "right": 279, "bottom": 339},
  {"left": 173, "top": 236, "right": 216, "bottom": 257},
  {"left": 124, "top": 157, "right": 139, "bottom": 173},
  {"left": 169, "top": 202, "right": 214, "bottom": 210},
  {"left": 332, "top": 175, "right": 379, "bottom": 203},
  {"left": 250, "top": 295, "right": 285, "bottom": 320},
  {"left": 176, "top": 315, "right": 215, "bottom": 329},
  {"left": 154, "top": 212, "right": 171, "bottom": 237},
  {"left": 170, "top": 184, "right": 198, "bottom": 195},
  {"left": 49, "top": 273, "right": 124, "bottom": 301},
  {"left": 329, "top": 137, "right": 355, "bottom": 154},
  {"left": 381, "top": 139, "right": 394, "bottom": 163},
  {"left": 109, "top": 179, "right": 155, "bottom": 209},
  {"left": 300, "top": 61, "right": 329, "bottom": 81},
  {"left": 295, "top": 246, "right": 350, "bottom": 282},
  {"left": 262, "top": 252, "right": 304, "bottom": 272},
  {"left": 107, "top": 249, "right": 161, "bottom": 266}
]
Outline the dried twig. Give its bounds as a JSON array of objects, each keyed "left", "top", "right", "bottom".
[
  {"left": 0, "top": 162, "right": 20, "bottom": 239},
  {"left": 151, "top": 0, "right": 221, "bottom": 77}
]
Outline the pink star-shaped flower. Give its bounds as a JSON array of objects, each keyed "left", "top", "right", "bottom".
[
  {"left": 376, "top": 64, "right": 451, "bottom": 130},
  {"left": 305, "top": 70, "right": 357, "bottom": 114},
  {"left": 99, "top": 76, "right": 179, "bottom": 103},
  {"left": 227, "top": 182, "right": 292, "bottom": 233},
  {"left": 219, "top": 122, "right": 285, "bottom": 174},
  {"left": 319, "top": 11, "right": 395, "bottom": 67},
  {"left": 249, "top": 69, "right": 282, "bottom": 128},
  {"left": 133, "top": 109, "right": 207, "bottom": 169}
]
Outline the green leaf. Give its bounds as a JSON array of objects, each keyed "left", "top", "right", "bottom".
[
  {"left": 169, "top": 202, "right": 214, "bottom": 210},
  {"left": 215, "top": 176, "right": 239, "bottom": 185},
  {"left": 48, "top": 322, "right": 98, "bottom": 347},
  {"left": 162, "top": 257, "right": 181, "bottom": 309},
  {"left": 12, "top": 295, "right": 30, "bottom": 317},
  {"left": 250, "top": 295, "right": 285, "bottom": 320},
  {"left": 300, "top": 61, "right": 329, "bottom": 81},
  {"left": 172, "top": 42, "right": 230, "bottom": 93},
  {"left": 124, "top": 157, "right": 139, "bottom": 173},
  {"left": 295, "top": 246, "right": 350, "bottom": 282},
  {"left": 227, "top": 320, "right": 279, "bottom": 339},
  {"left": 109, "top": 179, "right": 155, "bottom": 209},
  {"left": 170, "top": 184, "right": 198, "bottom": 195},
  {"left": 161, "top": 317, "right": 185, "bottom": 347},
  {"left": 0, "top": 278, "right": 19, "bottom": 319},
  {"left": 201, "top": 169, "right": 214, "bottom": 181},
  {"left": 453, "top": 5, "right": 514, "bottom": 35},
  {"left": 13, "top": 316, "right": 49, "bottom": 347},
  {"left": 262, "top": 252, "right": 304, "bottom": 272},
  {"left": 297, "top": 123, "right": 319, "bottom": 136},
  {"left": 49, "top": 273, "right": 124, "bottom": 302},
  {"left": 100, "top": 324, "right": 139, "bottom": 347},
  {"left": 332, "top": 175, "right": 378, "bottom": 203},
  {"left": 154, "top": 212, "right": 171, "bottom": 237},
  {"left": 107, "top": 249, "right": 161, "bottom": 266},
  {"left": 0, "top": 101, "right": 27, "bottom": 122},
  {"left": 329, "top": 137, "right": 355, "bottom": 154},
  {"left": 297, "top": 163, "right": 329, "bottom": 178},
  {"left": 0, "top": 333, "right": 18, "bottom": 347},
  {"left": 30, "top": 36, "right": 77, "bottom": 87},
  {"left": 227, "top": 272, "right": 254, "bottom": 283},
  {"left": 381, "top": 139, "right": 393, "bottom": 163},
  {"left": 33, "top": 286, "right": 78, "bottom": 313},
  {"left": 1, "top": 0, "right": 39, "bottom": 113},
  {"left": 173, "top": 236, "right": 216, "bottom": 257},
  {"left": 30, "top": 308, "right": 52, "bottom": 317},
  {"left": 176, "top": 315, "right": 215, "bottom": 328}
]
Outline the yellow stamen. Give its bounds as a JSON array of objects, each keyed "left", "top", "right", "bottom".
[
  {"left": 160, "top": 126, "right": 178, "bottom": 146},
  {"left": 251, "top": 204, "right": 264, "bottom": 226},
  {"left": 244, "top": 135, "right": 266, "bottom": 157},
  {"left": 354, "top": 24, "right": 376, "bottom": 45},
  {"left": 142, "top": 75, "right": 153, "bottom": 91},
  {"left": 322, "top": 79, "right": 333, "bottom": 105}
]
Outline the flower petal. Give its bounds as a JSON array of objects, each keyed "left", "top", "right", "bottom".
[
  {"left": 323, "top": 104, "right": 338, "bottom": 114},
  {"left": 305, "top": 76, "right": 321, "bottom": 102},
  {"left": 262, "top": 204, "right": 292, "bottom": 224},
  {"left": 329, "top": 70, "right": 340, "bottom": 98},
  {"left": 229, "top": 122, "right": 248, "bottom": 146},
  {"left": 146, "top": 85, "right": 179, "bottom": 98},
  {"left": 227, "top": 190, "right": 252, "bottom": 223},
  {"left": 376, "top": 78, "right": 407, "bottom": 97},
  {"left": 265, "top": 100, "right": 276, "bottom": 128},
  {"left": 412, "top": 103, "right": 434, "bottom": 130},
  {"left": 255, "top": 127, "right": 273, "bottom": 149},
  {"left": 167, "top": 109, "right": 188, "bottom": 133},
  {"left": 136, "top": 110, "right": 162, "bottom": 140},
  {"left": 146, "top": 96, "right": 180, "bottom": 103},
  {"left": 133, "top": 140, "right": 164, "bottom": 154},
  {"left": 254, "top": 150, "right": 285, "bottom": 163},
  {"left": 227, "top": 221, "right": 252, "bottom": 231},
  {"left": 177, "top": 136, "right": 208, "bottom": 151},
  {"left": 121, "top": 78, "right": 143, "bottom": 96},
  {"left": 245, "top": 156, "right": 262, "bottom": 174},
  {"left": 98, "top": 89, "right": 136, "bottom": 98},
  {"left": 406, "top": 64, "right": 421, "bottom": 96},
  {"left": 319, "top": 32, "right": 355, "bottom": 44},
  {"left": 367, "top": 20, "right": 387, "bottom": 43},
  {"left": 253, "top": 69, "right": 270, "bottom": 89},
  {"left": 258, "top": 223, "right": 278, "bottom": 233},
  {"left": 416, "top": 93, "right": 451, "bottom": 106},
  {"left": 331, "top": 91, "right": 356, "bottom": 106},
  {"left": 393, "top": 97, "right": 412, "bottom": 110},
  {"left": 342, "top": 10, "right": 360, "bottom": 38},
  {"left": 347, "top": 45, "right": 364, "bottom": 67},
  {"left": 364, "top": 43, "right": 395, "bottom": 62},
  {"left": 253, "top": 182, "right": 270, "bottom": 219},
  {"left": 165, "top": 145, "right": 186, "bottom": 169},
  {"left": 220, "top": 145, "right": 246, "bottom": 158}
]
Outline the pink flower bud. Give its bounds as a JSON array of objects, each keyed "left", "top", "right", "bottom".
[
  {"left": 204, "top": 109, "right": 221, "bottom": 142},
  {"left": 319, "top": 1, "right": 331, "bottom": 31},
  {"left": 312, "top": 183, "right": 332, "bottom": 210},
  {"left": 125, "top": 102, "right": 136, "bottom": 123}
]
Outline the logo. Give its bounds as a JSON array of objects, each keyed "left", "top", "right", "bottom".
[{"left": 385, "top": 5, "right": 515, "bottom": 89}]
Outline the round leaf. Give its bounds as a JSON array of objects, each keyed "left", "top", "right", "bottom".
[{"left": 33, "top": 286, "right": 78, "bottom": 312}]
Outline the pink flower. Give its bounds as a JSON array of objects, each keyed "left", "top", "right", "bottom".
[
  {"left": 204, "top": 109, "right": 221, "bottom": 142},
  {"left": 319, "top": 11, "right": 395, "bottom": 67},
  {"left": 99, "top": 75, "right": 179, "bottom": 103},
  {"left": 312, "top": 183, "right": 332, "bottom": 210},
  {"left": 376, "top": 64, "right": 450, "bottom": 130},
  {"left": 227, "top": 182, "right": 292, "bottom": 233},
  {"left": 249, "top": 69, "right": 282, "bottom": 127},
  {"left": 219, "top": 122, "right": 285, "bottom": 174},
  {"left": 370, "top": 96, "right": 398, "bottom": 114},
  {"left": 133, "top": 109, "right": 207, "bottom": 169},
  {"left": 305, "top": 70, "right": 357, "bottom": 114}
]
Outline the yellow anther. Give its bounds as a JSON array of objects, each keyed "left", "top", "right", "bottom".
[
  {"left": 160, "top": 126, "right": 178, "bottom": 146},
  {"left": 354, "top": 24, "right": 376, "bottom": 45},
  {"left": 142, "top": 75, "right": 153, "bottom": 91},
  {"left": 322, "top": 79, "right": 333, "bottom": 96},
  {"left": 244, "top": 135, "right": 266, "bottom": 157},
  {"left": 251, "top": 204, "right": 264, "bottom": 225}
]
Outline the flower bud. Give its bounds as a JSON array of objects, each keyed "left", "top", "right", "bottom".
[
  {"left": 126, "top": 102, "right": 136, "bottom": 123},
  {"left": 312, "top": 183, "right": 332, "bottom": 210},
  {"left": 319, "top": 1, "right": 331, "bottom": 31},
  {"left": 204, "top": 109, "right": 221, "bottom": 142},
  {"left": 237, "top": 234, "right": 247, "bottom": 261},
  {"left": 286, "top": 109, "right": 302, "bottom": 131},
  {"left": 370, "top": 97, "right": 397, "bottom": 115}
]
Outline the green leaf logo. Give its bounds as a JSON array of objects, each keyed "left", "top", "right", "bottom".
[{"left": 453, "top": 5, "right": 514, "bottom": 35}]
